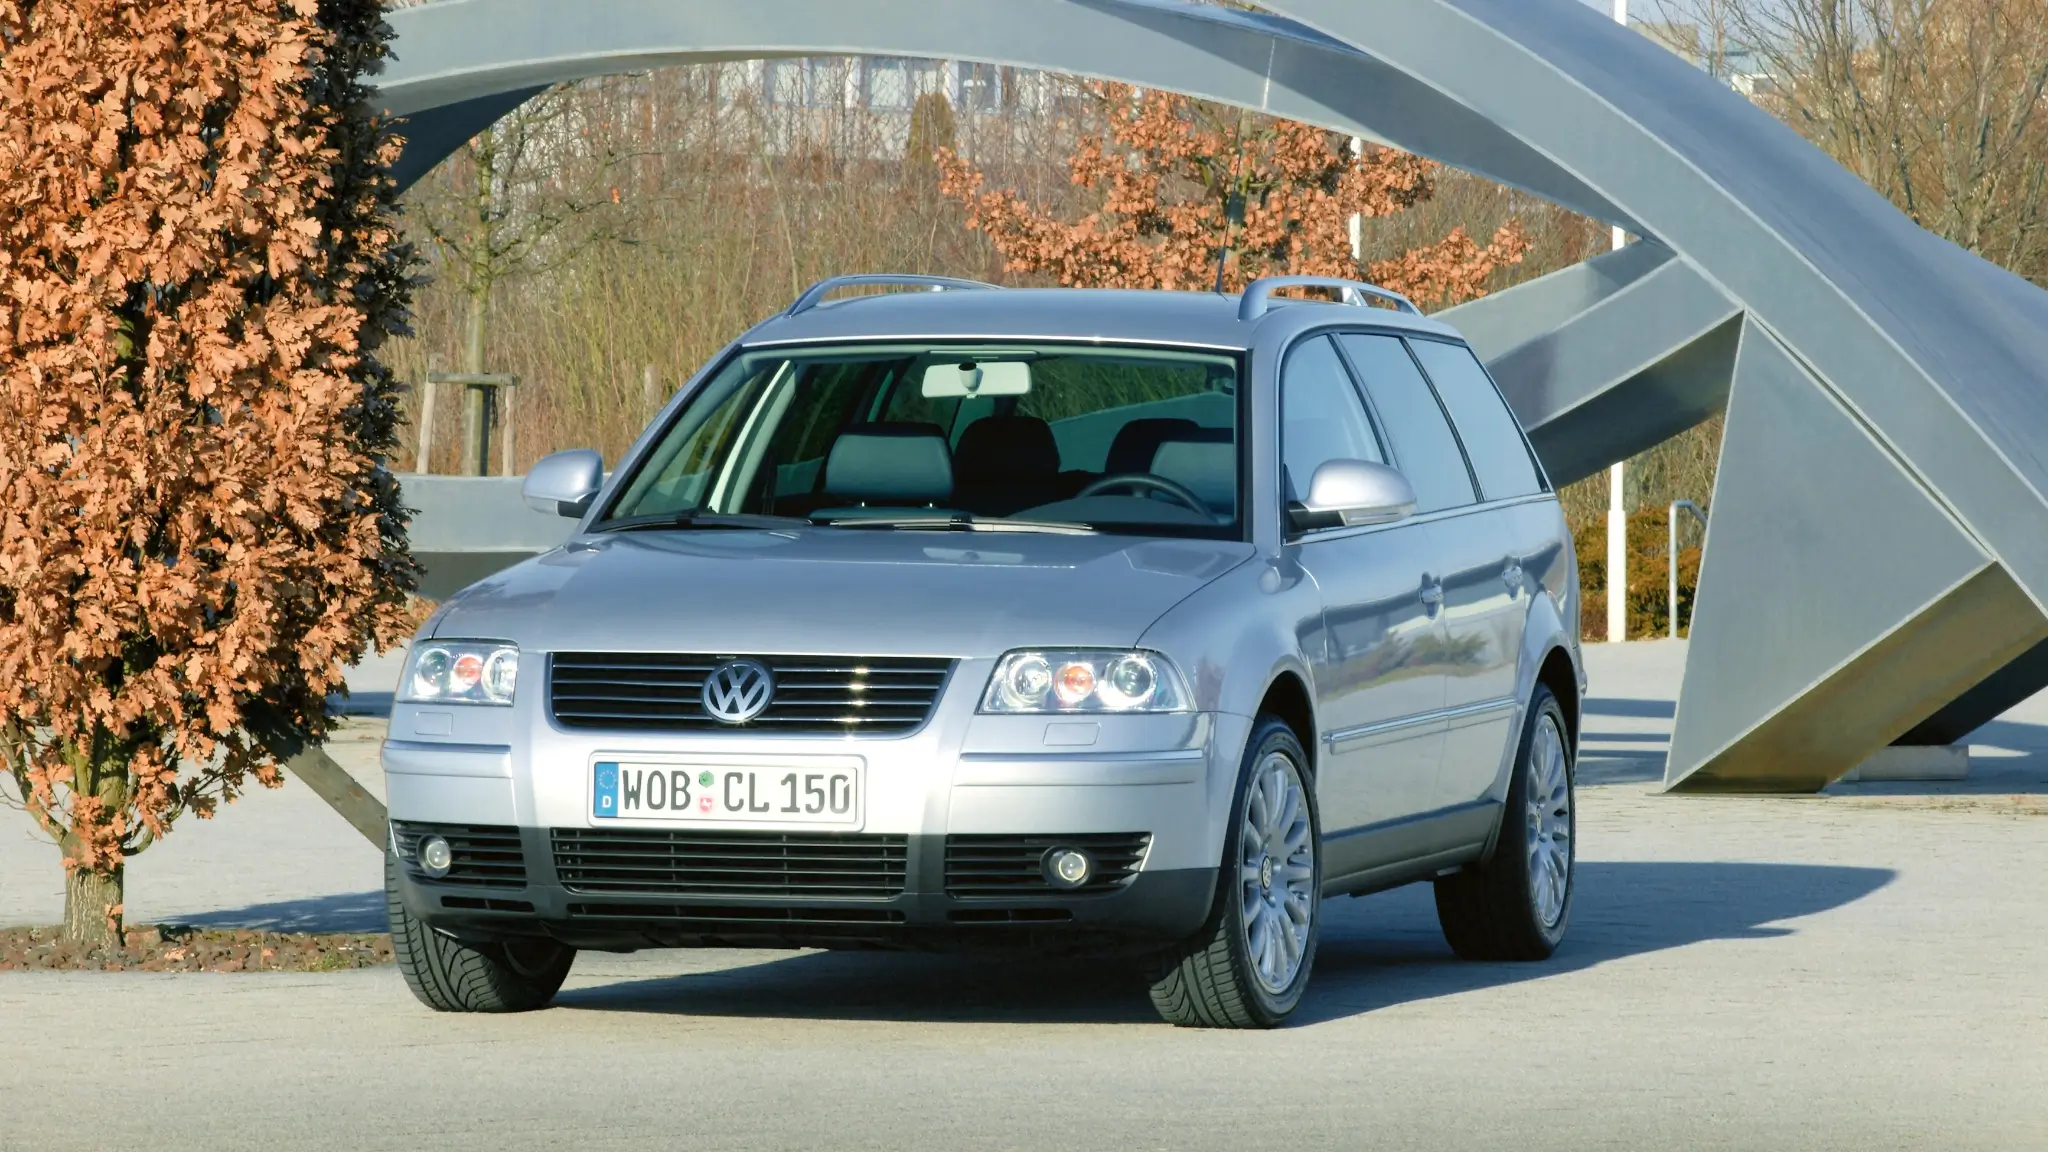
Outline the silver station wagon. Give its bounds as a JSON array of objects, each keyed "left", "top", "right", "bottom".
[{"left": 383, "top": 273, "right": 1584, "bottom": 1028}]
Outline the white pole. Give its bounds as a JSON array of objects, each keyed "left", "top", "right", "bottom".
[
  {"left": 1606, "top": 0, "right": 1629, "bottom": 644},
  {"left": 416, "top": 373, "right": 436, "bottom": 474},
  {"left": 1349, "top": 137, "right": 1364, "bottom": 263}
]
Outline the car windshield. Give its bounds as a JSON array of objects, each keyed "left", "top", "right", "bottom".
[{"left": 600, "top": 342, "right": 1243, "bottom": 538}]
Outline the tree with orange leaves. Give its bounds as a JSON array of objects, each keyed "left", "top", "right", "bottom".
[
  {"left": 0, "top": 0, "right": 419, "bottom": 945},
  {"left": 938, "top": 84, "right": 1528, "bottom": 307}
]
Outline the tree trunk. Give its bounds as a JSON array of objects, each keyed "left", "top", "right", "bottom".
[
  {"left": 56, "top": 733, "right": 133, "bottom": 948},
  {"left": 462, "top": 286, "right": 489, "bottom": 476},
  {"left": 462, "top": 125, "right": 496, "bottom": 476},
  {"left": 63, "top": 859, "right": 124, "bottom": 949}
]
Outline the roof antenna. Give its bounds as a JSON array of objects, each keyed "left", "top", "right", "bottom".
[{"left": 1214, "top": 191, "right": 1246, "bottom": 295}]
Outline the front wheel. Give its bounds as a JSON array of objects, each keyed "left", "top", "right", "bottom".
[
  {"left": 1148, "top": 717, "right": 1321, "bottom": 1028},
  {"left": 386, "top": 853, "right": 575, "bottom": 1012},
  {"left": 1434, "top": 685, "right": 1575, "bottom": 961}
]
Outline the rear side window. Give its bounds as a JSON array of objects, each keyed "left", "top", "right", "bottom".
[
  {"left": 1334, "top": 333, "right": 1476, "bottom": 514},
  {"left": 1408, "top": 339, "right": 1544, "bottom": 500}
]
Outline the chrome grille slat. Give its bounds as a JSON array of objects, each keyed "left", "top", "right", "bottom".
[
  {"left": 549, "top": 652, "right": 951, "bottom": 735},
  {"left": 547, "top": 710, "right": 927, "bottom": 724}
]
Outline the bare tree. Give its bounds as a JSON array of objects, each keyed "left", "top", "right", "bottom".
[
  {"left": 1662, "top": 0, "right": 2048, "bottom": 282},
  {"left": 407, "top": 85, "right": 634, "bottom": 381}
]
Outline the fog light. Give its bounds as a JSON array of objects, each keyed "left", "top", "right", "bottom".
[
  {"left": 419, "top": 835, "right": 454, "bottom": 879},
  {"left": 1043, "top": 847, "right": 1093, "bottom": 889}
]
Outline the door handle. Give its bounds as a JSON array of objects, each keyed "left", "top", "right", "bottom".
[
  {"left": 1502, "top": 560, "right": 1524, "bottom": 594},
  {"left": 1420, "top": 577, "right": 1444, "bottom": 610}
]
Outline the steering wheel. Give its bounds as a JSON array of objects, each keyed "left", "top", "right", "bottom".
[{"left": 1074, "top": 473, "right": 1211, "bottom": 516}]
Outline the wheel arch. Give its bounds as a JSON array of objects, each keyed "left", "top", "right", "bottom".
[
  {"left": 1255, "top": 669, "right": 1318, "bottom": 779},
  {"left": 1536, "top": 644, "right": 1581, "bottom": 754}
]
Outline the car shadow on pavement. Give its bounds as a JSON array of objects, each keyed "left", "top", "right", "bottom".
[
  {"left": 553, "top": 860, "right": 1892, "bottom": 1026},
  {"left": 561, "top": 948, "right": 1164, "bottom": 1024},
  {"left": 1296, "top": 860, "right": 1892, "bottom": 1024}
]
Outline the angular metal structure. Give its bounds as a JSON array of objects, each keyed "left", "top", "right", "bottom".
[{"left": 376, "top": 0, "right": 2048, "bottom": 792}]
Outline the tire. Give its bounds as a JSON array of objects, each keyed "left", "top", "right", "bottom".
[
  {"left": 385, "top": 853, "right": 575, "bottom": 1012},
  {"left": 1434, "top": 685, "right": 1575, "bottom": 961},
  {"left": 1148, "top": 716, "right": 1322, "bottom": 1028}
]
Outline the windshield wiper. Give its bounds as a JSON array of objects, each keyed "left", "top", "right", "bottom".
[
  {"left": 598, "top": 511, "right": 810, "bottom": 533},
  {"left": 811, "top": 514, "right": 1095, "bottom": 536}
]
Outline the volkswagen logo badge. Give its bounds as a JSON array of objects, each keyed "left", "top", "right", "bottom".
[{"left": 701, "top": 658, "right": 775, "bottom": 725}]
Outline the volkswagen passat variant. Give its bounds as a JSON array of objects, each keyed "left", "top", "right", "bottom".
[{"left": 383, "top": 273, "right": 1584, "bottom": 1028}]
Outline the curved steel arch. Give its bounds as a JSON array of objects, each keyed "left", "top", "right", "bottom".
[
  {"left": 378, "top": 0, "right": 1644, "bottom": 228},
  {"left": 378, "top": 0, "right": 2048, "bottom": 792}
]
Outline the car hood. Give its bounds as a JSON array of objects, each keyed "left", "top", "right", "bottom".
[{"left": 427, "top": 528, "right": 1254, "bottom": 657}]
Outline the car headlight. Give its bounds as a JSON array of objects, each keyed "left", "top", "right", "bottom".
[
  {"left": 400, "top": 641, "right": 519, "bottom": 706},
  {"left": 980, "top": 650, "right": 1191, "bottom": 714}
]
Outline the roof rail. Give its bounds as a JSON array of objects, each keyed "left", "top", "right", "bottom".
[
  {"left": 785, "top": 274, "right": 1000, "bottom": 317},
  {"left": 1238, "top": 275, "right": 1422, "bottom": 322}
]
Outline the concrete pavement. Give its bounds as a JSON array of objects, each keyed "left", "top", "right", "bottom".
[{"left": 1, "top": 641, "right": 2044, "bottom": 1150}]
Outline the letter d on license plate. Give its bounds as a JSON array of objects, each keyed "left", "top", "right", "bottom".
[{"left": 592, "top": 757, "right": 862, "bottom": 828}]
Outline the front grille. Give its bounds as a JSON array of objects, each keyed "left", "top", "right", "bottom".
[
  {"left": 948, "top": 908, "right": 1073, "bottom": 924},
  {"left": 551, "top": 829, "right": 909, "bottom": 899},
  {"left": 391, "top": 822, "right": 527, "bottom": 889},
  {"left": 549, "top": 653, "right": 952, "bottom": 735},
  {"left": 440, "top": 896, "right": 535, "bottom": 913},
  {"left": 944, "top": 833, "right": 1151, "bottom": 897},
  {"left": 567, "top": 903, "right": 906, "bottom": 927}
]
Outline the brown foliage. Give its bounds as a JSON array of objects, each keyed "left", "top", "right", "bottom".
[
  {"left": 0, "top": 0, "right": 418, "bottom": 934},
  {"left": 1572, "top": 507, "right": 1706, "bottom": 642},
  {"left": 936, "top": 84, "right": 1529, "bottom": 305},
  {"left": 0, "top": 923, "right": 394, "bottom": 972}
]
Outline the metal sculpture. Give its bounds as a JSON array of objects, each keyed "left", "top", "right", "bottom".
[{"left": 374, "top": 0, "right": 2048, "bottom": 792}]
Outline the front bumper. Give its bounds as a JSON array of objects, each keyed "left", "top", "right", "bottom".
[
  {"left": 389, "top": 826, "right": 1217, "bottom": 953},
  {"left": 381, "top": 677, "right": 1250, "bottom": 953}
]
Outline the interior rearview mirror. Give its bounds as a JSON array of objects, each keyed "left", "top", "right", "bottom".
[
  {"left": 921, "top": 359, "right": 1031, "bottom": 398},
  {"left": 523, "top": 449, "right": 604, "bottom": 519},
  {"left": 1288, "top": 459, "right": 1417, "bottom": 533}
]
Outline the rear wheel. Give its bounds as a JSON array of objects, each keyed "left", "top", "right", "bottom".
[
  {"left": 386, "top": 853, "right": 575, "bottom": 1012},
  {"left": 1148, "top": 717, "right": 1321, "bottom": 1028},
  {"left": 1434, "top": 686, "right": 1575, "bottom": 961}
]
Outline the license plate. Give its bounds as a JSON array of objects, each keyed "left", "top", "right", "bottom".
[{"left": 591, "top": 759, "right": 862, "bottom": 827}]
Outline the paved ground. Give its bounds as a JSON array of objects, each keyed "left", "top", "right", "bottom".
[{"left": 3, "top": 641, "right": 2045, "bottom": 1150}]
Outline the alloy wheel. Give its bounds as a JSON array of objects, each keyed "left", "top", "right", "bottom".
[
  {"left": 1238, "top": 750, "right": 1316, "bottom": 994},
  {"left": 1524, "top": 714, "right": 1573, "bottom": 929}
]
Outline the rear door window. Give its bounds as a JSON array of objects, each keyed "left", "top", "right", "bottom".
[
  {"left": 1333, "top": 333, "right": 1476, "bottom": 514},
  {"left": 1407, "top": 338, "right": 1544, "bottom": 501}
]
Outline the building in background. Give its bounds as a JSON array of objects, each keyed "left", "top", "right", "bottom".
[
  {"left": 760, "top": 57, "right": 1046, "bottom": 115},
  {"left": 721, "top": 57, "right": 1074, "bottom": 157}
]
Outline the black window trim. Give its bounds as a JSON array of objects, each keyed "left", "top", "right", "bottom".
[
  {"left": 1275, "top": 330, "right": 1395, "bottom": 541},
  {"left": 1323, "top": 326, "right": 1481, "bottom": 514},
  {"left": 1400, "top": 332, "right": 1554, "bottom": 499}
]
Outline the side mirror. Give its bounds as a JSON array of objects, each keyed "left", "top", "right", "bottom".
[
  {"left": 1289, "top": 459, "right": 1417, "bottom": 532},
  {"left": 523, "top": 449, "right": 604, "bottom": 518}
]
